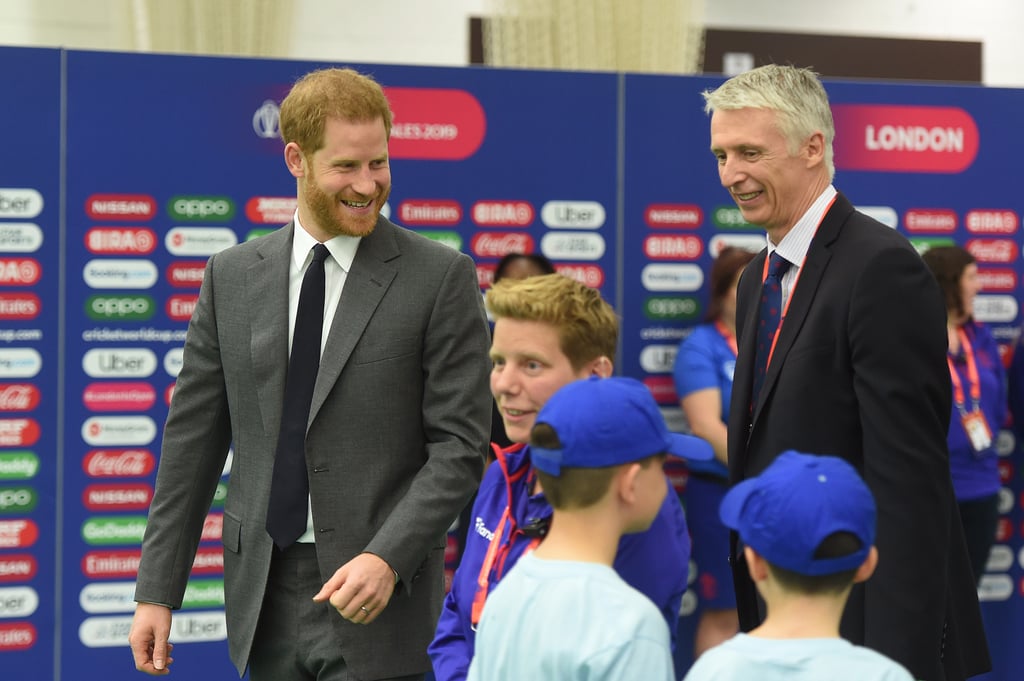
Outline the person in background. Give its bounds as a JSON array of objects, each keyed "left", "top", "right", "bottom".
[
  {"left": 489, "top": 252, "right": 557, "bottom": 448},
  {"left": 923, "top": 245, "right": 1007, "bottom": 585},
  {"left": 429, "top": 273, "right": 712, "bottom": 681},
  {"left": 684, "top": 451, "right": 914, "bottom": 681},
  {"left": 672, "top": 245, "right": 755, "bottom": 658},
  {"left": 467, "top": 377, "right": 691, "bottom": 681},
  {"left": 704, "top": 63, "right": 989, "bottom": 680},
  {"left": 128, "top": 67, "right": 491, "bottom": 680}
]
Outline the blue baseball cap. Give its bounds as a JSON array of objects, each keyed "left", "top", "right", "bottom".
[
  {"left": 720, "top": 450, "right": 876, "bottom": 576},
  {"left": 530, "top": 376, "right": 714, "bottom": 476}
]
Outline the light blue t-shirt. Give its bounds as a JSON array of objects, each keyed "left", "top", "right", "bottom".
[
  {"left": 467, "top": 552, "right": 675, "bottom": 681},
  {"left": 684, "top": 633, "right": 915, "bottom": 681}
]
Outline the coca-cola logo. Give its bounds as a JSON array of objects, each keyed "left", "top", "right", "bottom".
[
  {"left": 0, "top": 385, "right": 40, "bottom": 412},
  {"left": 470, "top": 232, "right": 534, "bottom": 258},
  {"left": 82, "top": 449, "right": 155, "bottom": 478},
  {"left": 966, "top": 239, "right": 1018, "bottom": 264}
]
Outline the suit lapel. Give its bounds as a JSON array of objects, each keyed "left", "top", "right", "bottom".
[
  {"left": 751, "top": 195, "right": 852, "bottom": 422},
  {"left": 249, "top": 224, "right": 293, "bottom": 438},
  {"left": 308, "top": 218, "right": 400, "bottom": 422}
]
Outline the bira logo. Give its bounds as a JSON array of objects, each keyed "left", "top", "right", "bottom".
[
  {"left": 85, "top": 228, "right": 157, "bottom": 255},
  {"left": 965, "top": 210, "right": 1019, "bottom": 235},
  {"left": 471, "top": 232, "right": 534, "bottom": 258},
  {"left": 643, "top": 235, "right": 703, "bottom": 260},
  {"left": 0, "top": 259, "right": 41, "bottom": 286},
  {"left": 0, "top": 385, "right": 40, "bottom": 412},
  {"left": 832, "top": 104, "right": 979, "bottom": 173},
  {"left": 471, "top": 201, "right": 534, "bottom": 227},
  {"left": 555, "top": 264, "right": 605, "bottom": 288}
]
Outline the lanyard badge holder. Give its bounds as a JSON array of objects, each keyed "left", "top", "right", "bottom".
[{"left": 947, "top": 328, "right": 992, "bottom": 454}]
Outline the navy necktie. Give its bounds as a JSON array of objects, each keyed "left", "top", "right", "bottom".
[
  {"left": 266, "top": 243, "right": 329, "bottom": 549},
  {"left": 751, "top": 251, "right": 791, "bottom": 408}
]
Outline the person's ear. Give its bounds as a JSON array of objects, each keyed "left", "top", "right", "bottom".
[
  {"left": 804, "top": 131, "right": 825, "bottom": 168},
  {"left": 590, "top": 356, "right": 613, "bottom": 378},
  {"left": 853, "top": 546, "right": 879, "bottom": 584},
  {"left": 616, "top": 463, "right": 641, "bottom": 504},
  {"left": 744, "top": 545, "right": 770, "bottom": 583},
  {"left": 285, "top": 142, "right": 306, "bottom": 178}
]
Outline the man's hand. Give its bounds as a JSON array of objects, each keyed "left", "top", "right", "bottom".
[
  {"left": 313, "top": 552, "right": 396, "bottom": 625},
  {"left": 128, "top": 602, "right": 174, "bottom": 675}
]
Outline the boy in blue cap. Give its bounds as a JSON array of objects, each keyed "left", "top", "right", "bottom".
[
  {"left": 684, "top": 451, "right": 914, "bottom": 681},
  {"left": 467, "top": 376, "right": 713, "bottom": 681}
]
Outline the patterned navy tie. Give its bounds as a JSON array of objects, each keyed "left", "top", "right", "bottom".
[
  {"left": 266, "top": 243, "right": 329, "bottom": 549},
  {"left": 751, "top": 251, "right": 791, "bottom": 408}
]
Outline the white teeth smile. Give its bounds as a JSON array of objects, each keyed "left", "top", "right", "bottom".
[
  {"left": 736, "top": 191, "right": 759, "bottom": 200},
  {"left": 506, "top": 409, "right": 525, "bottom": 416},
  {"left": 342, "top": 199, "right": 371, "bottom": 208}
]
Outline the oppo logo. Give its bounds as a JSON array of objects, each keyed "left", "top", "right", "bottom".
[
  {"left": 540, "top": 232, "right": 605, "bottom": 260},
  {"left": 83, "top": 259, "right": 158, "bottom": 289},
  {"left": 0, "top": 223, "right": 43, "bottom": 252},
  {"left": 85, "top": 228, "right": 157, "bottom": 255},
  {"left": 86, "top": 295, "right": 155, "bottom": 321},
  {"left": 0, "top": 487, "right": 36, "bottom": 513},
  {"left": 165, "top": 227, "right": 237, "bottom": 256},
  {"left": 81, "top": 416, "right": 157, "bottom": 446},
  {"left": 82, "top": 349, "right": 157, "bottom": 378},
  {"left": 168, "top": 196, "right": 235, "bottom": 221}
]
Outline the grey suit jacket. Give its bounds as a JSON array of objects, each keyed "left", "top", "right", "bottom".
[
  {"left": 135, "top": 217, "right": 491, "bottom": 679},
  {"left": 727, "top": 193, "right": 990, "bottom": 681}
]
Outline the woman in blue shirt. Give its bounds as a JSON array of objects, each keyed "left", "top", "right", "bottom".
[
  {"left": 672, "top": 246, "right": 755, "bottom": 657},
  {"left": 924, "top": 245, "right": 1006, "bottom": 585}
]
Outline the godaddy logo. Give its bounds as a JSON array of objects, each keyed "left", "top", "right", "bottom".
[
  {"left": 712, "top": 206, "right": 752, "bottom": 229},
  {"left": 0, "top": 452, "right": 38, "bottom": 480},
  {"left": 81, "top": 516, "right": 147, "bottom": 545},
  {"left": 168, "top": 196, "right": 236, "bottom": 222}
]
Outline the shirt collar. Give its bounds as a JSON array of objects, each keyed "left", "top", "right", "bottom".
[
  {"left": 292, "top": 210, "right": 361, "bottom": 272},
  {"left": 767, "top": 184, "right": 837, "bottom": 267}
]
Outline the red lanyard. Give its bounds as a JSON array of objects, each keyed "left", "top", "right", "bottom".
[
  {"left": 714, "top": 319, "right": 737, "bottom": 357},
  {"left": 947, "top": 327, "right": 981, "bottom": 414},
  {"left": 470, "top": 458, "right": 541, "bottom": 629},
  {"left": 758, "top": 196, "right": 836, "bottom": 370}
]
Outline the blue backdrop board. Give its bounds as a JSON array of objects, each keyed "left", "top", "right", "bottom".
[
  {"left": 622, "top": 72, "right": 1023, "bottom": 679},
  {"left": 3, "top": 43, "right": 1024, "bottom": 680},
  {"left": 0, "top": 46, "right": 62, "bottom": 679}
]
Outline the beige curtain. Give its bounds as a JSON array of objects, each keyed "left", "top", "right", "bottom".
[
  {"left": 483, "top": 0, "right": 704, "bottom": 74},
  {"left": 128, "top": 0, "right": 294, "bottom": 57}
]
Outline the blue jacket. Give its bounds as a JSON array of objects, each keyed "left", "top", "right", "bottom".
[{"left": 429, "top": 443, "right": 691, "bottom": 681}]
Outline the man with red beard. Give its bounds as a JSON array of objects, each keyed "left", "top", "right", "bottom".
[{"left": 129, "top": 68, "right": 491, "bottom": 681}]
